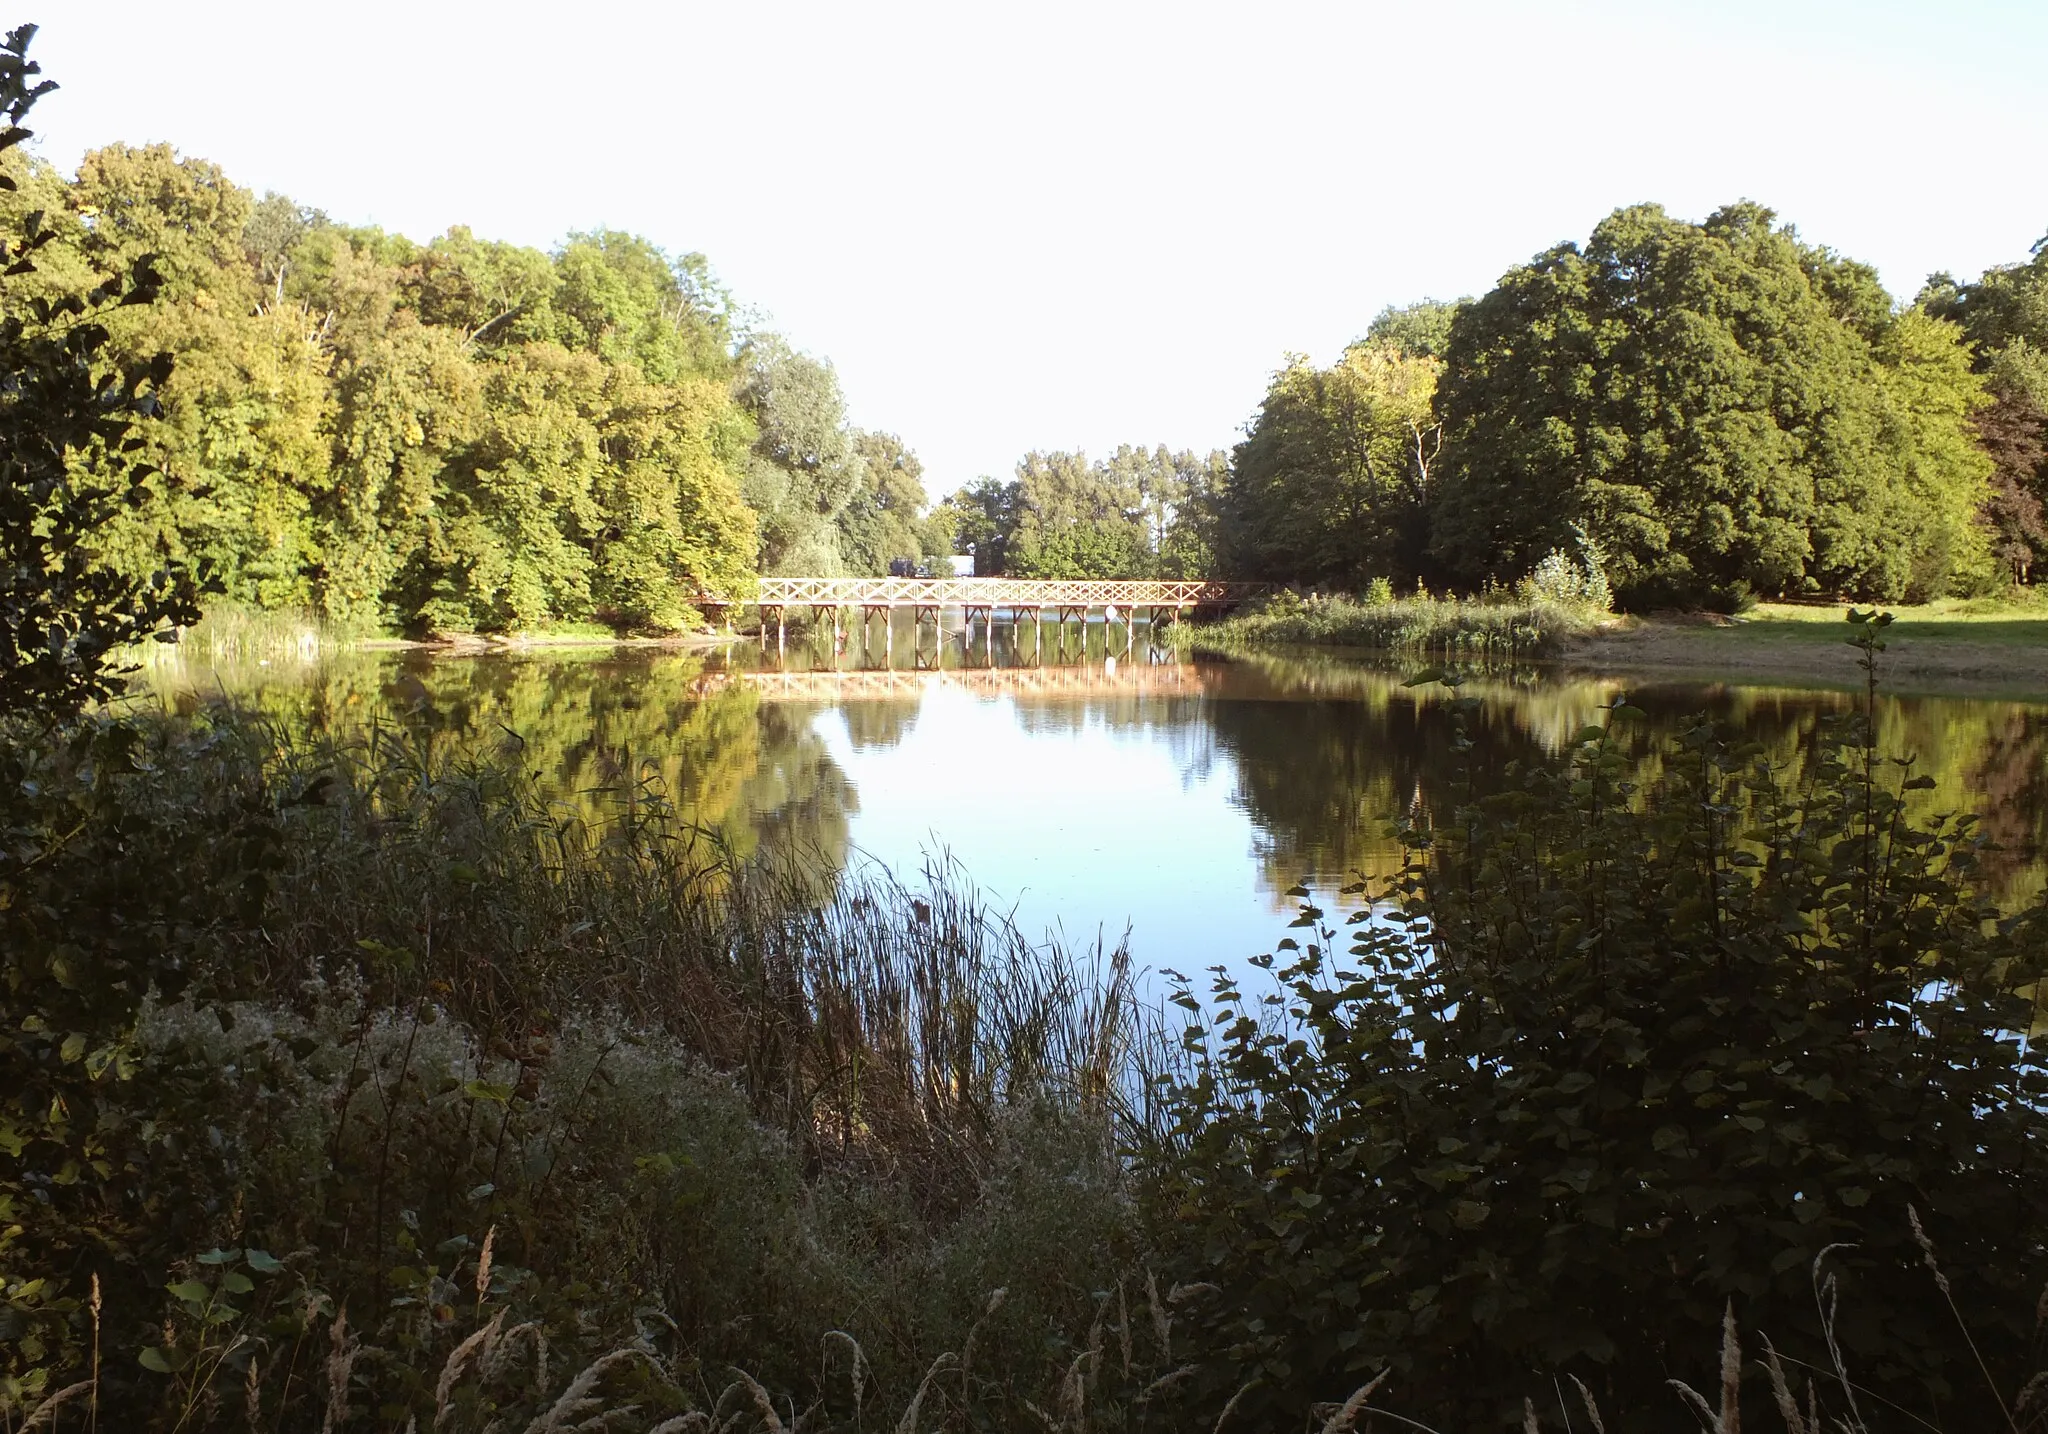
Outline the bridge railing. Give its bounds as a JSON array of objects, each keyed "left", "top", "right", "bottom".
[{"left": 701, "top": 577, "right": 1270, "bottom": 608}]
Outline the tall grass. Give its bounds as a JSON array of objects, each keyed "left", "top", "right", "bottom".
[
  {"left": 189, "top": 714, "right": 1158, "bottom": 1194},
  {"left": 132, "top": 600, "right": 358, "bottom": 675},
  {"left": 1178, "top": 589, "right": 1604, "bottom": 662},
  {"left": 3, "top": 708, "right": 1174, "bottom": 1429}
]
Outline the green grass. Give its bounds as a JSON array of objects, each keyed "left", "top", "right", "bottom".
[{"left": 1720, "top": 595, "right": 2048, "bottom": 646}]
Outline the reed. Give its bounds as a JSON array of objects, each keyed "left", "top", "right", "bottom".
[
  {"left": 196, "top": 715, "right": 1156, "bottom": 1196},
  {"left": 1177, "top": 589, "right": 1600, "bottom": 662}
]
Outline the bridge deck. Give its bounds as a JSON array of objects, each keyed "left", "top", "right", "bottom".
[{"left": 708, "top": 577, "right": 1266, "bottom": 609}]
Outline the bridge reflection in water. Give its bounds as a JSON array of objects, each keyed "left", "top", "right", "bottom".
[{"left": 710, "top": 657, "right": 1226, "bottom": 703}]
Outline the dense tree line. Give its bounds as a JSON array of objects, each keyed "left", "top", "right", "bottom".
[
  {"left": 937, "top": 444, "right": 1228, "bottom": 578},
  {"left": 1209, "top": 204, "right": 2031, "bottom": 610},
  {"left": 22, "top": 115, "right": 2044, "bottom": 619},
  {"left": 2, "top": 140, "right": 950, "bottom": 635}
]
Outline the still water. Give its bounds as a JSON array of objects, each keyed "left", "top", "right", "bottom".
[{"left": 144, "top": 617, "right": 2048, "bottom": 974}]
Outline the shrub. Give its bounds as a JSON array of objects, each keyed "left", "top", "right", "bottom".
[
  {"left": 1152, "top": 628, "right": 2048, "bottom": 1429},
  {"left": 0, "top": 710, "right": 1152, "bottom": 1428},
  {"left": 1517, "top": 522, "right": 1614, "bottom": 614}
]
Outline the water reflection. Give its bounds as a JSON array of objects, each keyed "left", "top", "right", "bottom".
[{"left": 140, "top": 627, "right": 2048, "bottom": 964}]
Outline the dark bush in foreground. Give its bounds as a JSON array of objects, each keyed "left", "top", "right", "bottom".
[
  {"left": 1154, "top": 650, "right": 2048, "bottom": 1430},
  {"left": 0, "top": 714, "right": 1149, "bottom": 1429}
]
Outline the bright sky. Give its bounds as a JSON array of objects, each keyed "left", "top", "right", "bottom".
[{"left": 31, "top": 0, "right": 2048, "bottom": 495}]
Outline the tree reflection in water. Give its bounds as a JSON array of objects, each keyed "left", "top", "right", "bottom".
[{"left": 140, "top": 642, "right": 2048, "bottom": 918}]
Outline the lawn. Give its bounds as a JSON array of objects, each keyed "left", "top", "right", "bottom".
[{"left": 1566, "top": 594, "right": 2048, "bottom": 695}]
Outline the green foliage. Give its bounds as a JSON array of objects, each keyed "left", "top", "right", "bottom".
[
  {"left": 0, "top": 53, "right": 985, "bottom": 635},
  {"left": 737, "top": 336, "right": 870, "bottom": 575},
  {"left": 1430, "top": 202, "right": 1995, "bottom": 609},
  {"left": 1225, "top": 341, "right": 1445, "bottom": 587},
  {"left": 939, "top": 445, "right": 1226, "bottom": 578},
  {"left": 0, "top": 707, "right": 1148, "bottom": 1428},
  {"left": 1923, "top": 231, "right": 2048, "bottom": 583},
  {"left": 1184, "top": 588, "right": 1593, "bottom": 662},
  {"left": 1517, "top": 522, "right": 1613, "bottom": 612},
  {"left": 837, "top": 428, "right": 945, "bottom": 574},
  {"left": 0, "top": 28, "right": 204, "bottom": 720},
  {"left": 1154, "top": 632, "right": 2048, "bottom": 1429},
  {"left": 1365, "top": 296, "right": 1469, "bottom": 359}
]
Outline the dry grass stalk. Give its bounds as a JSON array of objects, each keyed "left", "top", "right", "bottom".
[
  {"left": 1116, "top": 1280, "right": 1132, "bottom": 1379},
  {"left": 1720, "top": 1300, "right": 1742, "bottom": 1434},
  {"left": 2014, "top": 1370, "right": 2048, "bottom": 1424},
  {"left": 519, "top": 1348, "right": 657, "bottom": 1434},
  {"left": 818, "top": 1330, "right": 866, "bottom": 1429},
  {"left": 88, "top": 1271, "right": 101, "bottom": 1434},
  {"left": 957, "top": 1287, "right": 1005, "bottom": 1420},
  {"left": 1568, "top": 1374, "right": 1608, "bottom": 1434},
  {"left": 1760, "top": 1336, "right": 1808, "bottom": 1434},
  {"left": 724, "top": 1369, "right": 787, "bottom": 1434},
  {"left": 1911, "top": 1203, "right": 2018, "bottom": 1432},
  {"left": 892, "top": 1351, "right": 957, "bottom": 1434},
  {"left": 17, "top": 1381, "right": 93, "bottom": 1433},
  {"left": 1211, "top": 1378, "right": 1255, "bottom": 1433},
  {"left": 1144, "top": 1270, "right": 1171, "bottom": 1364},
  {"left": 320, "top": 1307, "right": 360, "bottom": 1434},
  {"left": 476, "top": 1223, "right": 496, "bottom": 1305},
  {"left": 1812, "top": 1244, "right": 1868, "bottom": 1434},
  {"left": 1136, "top": 1366, "right": 1197, "bottom": 1403},
  {"left": 245, "top": 1353, "right": 262, "bottom": 1432},
  {"left": 1319, "top": 1368, "right": 1391, "bottom": 1434},
  {"left": 1668, "top": 1301, "right": 1745, "bottom": 1433},
  {"left": 1524, "top": 1395, "right": 1541, "bottom": 1433},
  {"left": 644, "top": 1416, "right": 713, "bottom": 1434},
  {"left": 1055, "top": 1348, "right": 1092, "bottom": 1430},
  {"left": 434, "top": 1307, "right": 506, "bottom": 1429},
  {"left": 483, "top": 1321, "right": 550, "bottom": 1395}
]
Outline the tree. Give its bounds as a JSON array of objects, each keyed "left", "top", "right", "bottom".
[
  {"left": 0, "top": 26, "right": 203, "bottom": 719},
  {"left": 1365, "top": 297, "right": 1467, "bottom": 358},
  {"left": 736, "top": 337, "right": 867, "bottom": 574},
  {"left": 939, "top": 475, "right": 1018, "bottom": 575},
  {"left": 1431, "top": 202, "right": 1993, "bottom": 607},
  {"left": 837, "top": 429, "right": 931, "bottom": 574},
  {"left": 1225, "top": 341, "right": 1444, "bottom": 587},
  {"left": 1923, "top": 234, "right": 2048, "bottom": 581},
  {"left": 1008, "top": 449, "right": 1151, "bottom": 578}
]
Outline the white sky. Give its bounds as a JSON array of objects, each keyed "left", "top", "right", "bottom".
[{"left": 30, "top": 0, "right": 2048, "bottom": 494}]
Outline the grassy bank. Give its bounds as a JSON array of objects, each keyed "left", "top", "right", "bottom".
[
  {"left": 1175, "top": 589, "right": 1605, "bottom": 662},
  {"left": 1565, "top": 594, "right": 2048, "bottom": 695}
]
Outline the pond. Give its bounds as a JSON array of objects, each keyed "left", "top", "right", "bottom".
[{"left": 141, "top": 615, "right": 2048, "bottom": 979}]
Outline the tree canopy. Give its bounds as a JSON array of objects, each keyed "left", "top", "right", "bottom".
[
  {"left": 1213, "top": 209, "right": 2019, "bottom": 610},
  {"left": 935, "top": 445, "right": 1226, "bottom": 578},
  {"left": 1923, "top": 233, "right": 2048, "bottom": 581},
  {"left": 0, "top": 127, "right": 945, "bottom": 635},
  {"left": 1427, "top": 203, "right": 1993, "bottom": 608},
  {"left": 0, "top": 26, "right": 203, "bottom": 718},
  {"left": 1225, "top": 338, "right": 1445, "bottom": 588}
]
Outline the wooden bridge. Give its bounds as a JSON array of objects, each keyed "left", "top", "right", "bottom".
[{"left": 700, "top": 576, "right": 1269, "bottom": 653}]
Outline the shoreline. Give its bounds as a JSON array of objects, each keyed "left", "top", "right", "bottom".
[
  {"left": 1557, "top": 618, "right": 2048, "bottom": 700},
  {"left": 175, "top": 614, "right": 2048, "bottom": 701}
]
